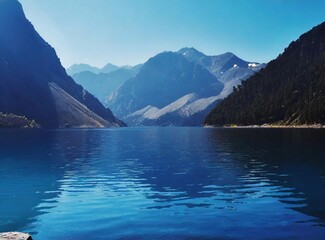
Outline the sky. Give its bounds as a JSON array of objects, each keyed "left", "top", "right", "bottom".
[{"left": 19, "top": 0, "right": 325, "bottom": 68}]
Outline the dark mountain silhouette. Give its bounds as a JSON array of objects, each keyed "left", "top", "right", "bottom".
[
  {"left": 0, "top": 0, "right": 124, "bottom": 128},
  {"left": 205, "top": 21, "right": 325, "bottom": 126}
]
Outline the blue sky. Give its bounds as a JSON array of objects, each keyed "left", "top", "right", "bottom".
[{"left": 19, "top": 0, "right": 325, "bottom": 68}]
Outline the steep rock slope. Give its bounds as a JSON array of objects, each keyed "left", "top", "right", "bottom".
[
  {"left": 107, "top": 52, "right": 224, "bottom": 120},
  {"left": 0, "top": 0, "right": 124, "bottom": 128},
  {"left": 124, "top": 94, "right": 221, "bottom": 126}
]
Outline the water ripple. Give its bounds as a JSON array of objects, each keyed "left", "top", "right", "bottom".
[{"left": 0, "top": 128, "right": 325, "bottom": 240}]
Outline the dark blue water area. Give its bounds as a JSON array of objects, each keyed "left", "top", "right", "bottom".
[{"left": 0, "top": 127, "right": 325, "bottom": 240}]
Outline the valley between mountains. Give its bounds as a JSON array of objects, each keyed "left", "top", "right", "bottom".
[{"left": 1, "top": 0, "right": 324, "bottom": 128}]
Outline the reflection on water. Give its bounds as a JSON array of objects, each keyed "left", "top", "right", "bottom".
[{"left": 0, "top": 127, "right": 325, "bottom": 240}]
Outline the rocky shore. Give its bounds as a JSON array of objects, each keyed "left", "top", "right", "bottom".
[
  {"left": 0, "top": 232, "right": 32, "bottom": 240},
  {"left": 0, "top": 113, "right": 40, "bottom": 128}
]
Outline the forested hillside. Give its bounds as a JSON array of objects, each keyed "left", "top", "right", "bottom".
[{"left": 205, "top": 22, "right": 325, "bottom": 126}]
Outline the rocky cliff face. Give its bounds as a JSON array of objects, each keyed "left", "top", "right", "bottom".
[
  {"left": 0, "top": 0, "right": 124, "bottom": 128},
  {"left": 0, "top": 232, "right": 33, "bottom": 240}
]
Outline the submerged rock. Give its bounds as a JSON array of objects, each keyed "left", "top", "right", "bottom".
[{"left": 0, "top": 232, "right": 32, "bottom": 240}]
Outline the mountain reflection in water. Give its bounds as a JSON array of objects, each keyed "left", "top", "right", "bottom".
[{"left": 0, "top": 127, "right": 324, "bottom": 240}]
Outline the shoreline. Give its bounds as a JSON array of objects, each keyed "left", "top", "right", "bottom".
[{"left": 205, "top": 124, "right": 325, "bottom": 129}]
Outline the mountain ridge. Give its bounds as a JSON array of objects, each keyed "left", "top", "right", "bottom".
[
  {"left": 106, "top": 48, "right": 265, "bottom": 126},
  {"left": 205, "top": 21, "right": 325, "bottom": 126},
  {"left": 67, "top": 63, "right": 142, "bottom": 76},
  {"left": 107, "top": 51, "right": 224, "bottom": 123},
  {"left": 0, "top": 0, "right": 124, "bottom": 128},
  {"left": 71, "top": 66, "right": 141, "bottom": 103}
]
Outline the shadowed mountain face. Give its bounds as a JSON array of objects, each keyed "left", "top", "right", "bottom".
[
  {"left": 107, "top": 49, "right": 264, "bottom": 126},
  {"left": 107, "top": 52, "right": 224, "bottom": 120},
  {"left": 178, "top": 48, "right": 250, "bottom": 75},
  {"left": 205, "top": 21, "right": 325, "bottom": 126},
  {"left": 178, "top": 47, "right": 265, "bottom": 76},
  {"left": 178, "top": 48, "right": 266, "bottom": 98},
  {"left": 0, "top": 0, "right": 124, "bottom": 128}
]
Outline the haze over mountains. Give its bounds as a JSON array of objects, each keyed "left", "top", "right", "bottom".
[
  {"left": 103, "top": 49, "right": 264, "bottom": 126},
  {"left": 205, "top": 21, "right": 325, "bottom": 126},
  {"left": 70, "top": 48, "right": 264, "bottom": 126},
  {"left": 70, "top": 65, "right": 142, "bottom": 103},
  {"left": 0, "top": 0, "right": 124, "bottom": 128},
  {"left": 67, "top": 63, "right": 142, "bottom": 76}
]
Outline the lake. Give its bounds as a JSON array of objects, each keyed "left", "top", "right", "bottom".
[{"left": 0, "top": 127, "right": 325, "bottom": 240}]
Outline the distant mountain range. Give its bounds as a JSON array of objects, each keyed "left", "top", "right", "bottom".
[
  {"left": 205, "top": 21, "right": 325, "bottom": 126},
  {"left": 0, "top": 0, "right": 124, "bottom": 128},
  {"left": 70, "top": 65, "right": 142, "bottom": 102},
  {"left": 67, "top": 63, "right": 142, "bottom": 76},
  {"left": 104, "top": 48, "right": 264, "bottom": 126}
]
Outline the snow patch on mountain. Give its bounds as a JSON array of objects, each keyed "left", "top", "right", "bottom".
[{"left": 248, "top": 63, "right": 258, "bottom": 68}]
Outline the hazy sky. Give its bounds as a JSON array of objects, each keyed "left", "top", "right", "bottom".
[{"left": 19, "top": 0, "right": 325, "bottom": 68}]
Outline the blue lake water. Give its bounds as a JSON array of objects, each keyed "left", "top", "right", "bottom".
[{"left": 0, "top": 127, "right": 325, "bottom": 240}]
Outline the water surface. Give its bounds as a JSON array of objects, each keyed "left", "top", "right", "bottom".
[{"left": 0, "top": 127, "right": 325, "bottom": 239}]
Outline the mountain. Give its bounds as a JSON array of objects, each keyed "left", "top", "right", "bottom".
[
  {"left": 179, "top": 48, "right": 266, "bottom": 97},
  {"left": 72, "top": 68, "right": 139, "bottom": 103},
  {"left": 67, "top": 62, "right": 142, "bottom": 76},
  {"left": 107, "top": 51, "right": 224, "bottom": 123},
  {"left": 205, "top": 22, "right": 325, "bottom": 126},
  {"left": 100, "top": 63, "right": 120, "bottom": 74},
  {"left": 178, "top": 48, "right": 265, "bottom": 75},
  {"left": 67, "top": 63, "right": 119, "bottom": 76},
  {"left": 0, "top": 0, "right": 124, "bottom": 128},
  {"left": 66, "top": 64, "right": 102, "bottom": 76},
  {"left": 107, "top": 49, "right": 264, "bottom": 126}
]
